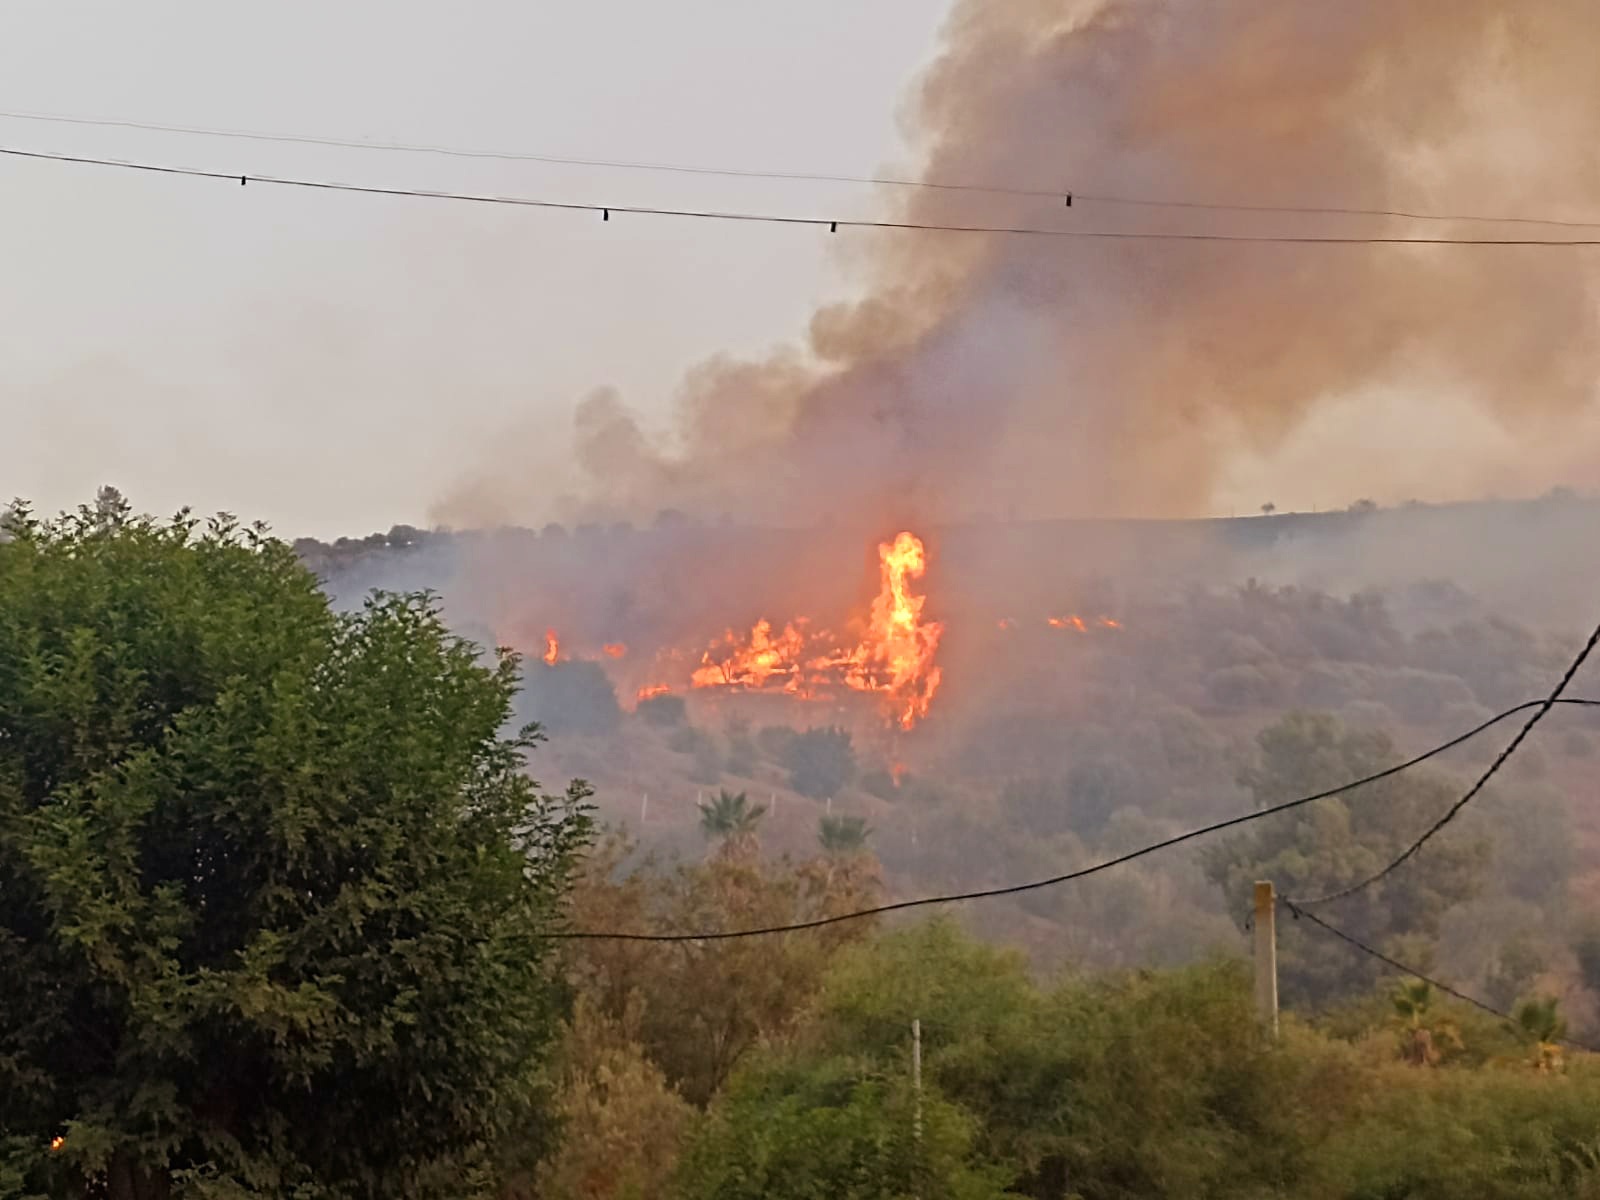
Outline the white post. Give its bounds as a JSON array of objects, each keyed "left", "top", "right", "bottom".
[
  {"left": 640, "top": 792, "right": 648, "bottom": 824},
  {"left": 911, "top": 1018, "right": 923, "bottom": 1142},
  {"left": 1254, "top": 881, "right": 1279, "bottom": 1040}
]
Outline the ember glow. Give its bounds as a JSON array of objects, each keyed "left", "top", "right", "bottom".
[
  {"left": 543, "top": 629, "right": 561, "bottom": 665},
  {"left": 636, "top": 683, "right": 673, "bottom": 702},
  {"left": 602, "top": 642, "right": 628, "bottom": 659}
]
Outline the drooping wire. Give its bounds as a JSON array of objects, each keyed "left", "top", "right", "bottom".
[
  {"left": 1282, "top": 898, "right": 1599, "bottom": 1053},
  {"left": 1288, "top": 619, "right": 1600, "bottom": 908},
  {"left": 546, "top": 697, "right": 1600, "bottom": 942},
  {"left": 4, "top": 106, "right": 1600, "bottom": 230},
  {"left": 8, "top": 144, "right": 1600, "bottom": 246}
]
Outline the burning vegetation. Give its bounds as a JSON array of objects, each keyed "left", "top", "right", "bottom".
[
  {"left": 685, "top": 531, "right": 944, "bottom": 730},
  {"left": 518, "top": 531, "right": 947, "bottom": 730}
]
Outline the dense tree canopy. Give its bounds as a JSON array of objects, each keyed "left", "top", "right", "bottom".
[
  {"left": 0, "top": 500, "right": 591, "bottom": 1199},
  {"left": 1205, "top": 712, "right": 1487, "bottom": 1005}
]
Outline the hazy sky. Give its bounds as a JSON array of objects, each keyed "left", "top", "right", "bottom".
[{"left": 0, "top": 0, "right": 946, "bottom": 537}]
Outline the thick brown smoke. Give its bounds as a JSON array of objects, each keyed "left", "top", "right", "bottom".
[{"left": 442, "top": 0, "right": 1600, "bottom": 529}]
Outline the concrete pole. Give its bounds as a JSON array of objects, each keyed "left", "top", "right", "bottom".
[{"left": 1254, "top": 881, "right": 1279, "bottom": 1039}]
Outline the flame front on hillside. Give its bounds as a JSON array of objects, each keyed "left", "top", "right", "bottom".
[{"left": 683, "top": 531, "right": 943, "bottom": 729}]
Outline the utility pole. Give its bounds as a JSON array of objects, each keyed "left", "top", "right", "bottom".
[{"left": 1254, "top": 880, "right": 1279, "bottom": 1039}]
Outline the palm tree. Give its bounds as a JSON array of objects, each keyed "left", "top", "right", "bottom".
[
  {"left": 698, "top": 789, "right": 767, "bottom": 859},
  {"left": 1391, "top": 980, "right": 1460, "bottom": 1067},
  {"left": 1514, "top": 996, "right": 1567, "bottom": 1073},
  {"left": 817, "top": 814, "right": 872, "bottom": 857}
]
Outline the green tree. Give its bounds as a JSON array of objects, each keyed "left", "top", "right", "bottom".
[
  {"left": 1390, "top": 980, "right": 1462, "bottom": 1066},
  {"left": 673, "top": 1055, "right": 1008, "bottom": 1200},
  {"left": 774, "top": 922, "right": 1324, "bottom": 1200},
  {"left": 0, "top": 501, "right": 592, "bottom": 1199},
  {"left": 1514, "top": 996, "right": 1568, "bottom": 1073},
  {"left": 697, "top": 790, "right": 767, "bottom": 860},
  {"left": 1204, "top": 712, "right": 1487, "bottom": 1005},
  {"left": 817, "top": 815, "right": 872, "bottom": 857}
]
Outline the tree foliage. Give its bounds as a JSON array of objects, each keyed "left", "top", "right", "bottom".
[
  {"left": 560, "top": 832, "right": 880, "bottom": 1107},
  {"left": 0, "top": 501, "right": 592, "bottom": 1199},
  {"left": 1204, "top": 712, "right": 1487, "bottom": 1005},
  {"left": 781, "top": 727, "right": 856, "bottom": 800},
  {"left": 697, "top": 791, "right": 766, "bottom": 860}
]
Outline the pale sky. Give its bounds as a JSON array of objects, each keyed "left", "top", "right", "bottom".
[{"left": 0, "top": 0, "right": 947, "bottom": 537}]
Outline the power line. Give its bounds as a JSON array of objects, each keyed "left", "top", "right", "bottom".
[
  {"left": 4, "top": 107, "right": 1599, "bottom": 231},
  {"left": 8, "top": 144, "right": 1600, "bottom": 247},
  {"left": 1288, "top": 619, "right": 1600, "bottom": 908},
  {"left": 1282, "top": 899, "right": 1599, "bottom": 1053},
  {"left": 547, "top": 697, "right": 1600, "bottom": 942}
]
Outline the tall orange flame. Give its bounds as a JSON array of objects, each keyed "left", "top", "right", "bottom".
[
  {"left": 842, "top": 532, "right": 944, "bottom": 730},
  {"left": 665, "top": 531, "right": 943, "bottom": 728},
  {"left": 543, "top": 628, "right": 560, "bottom": 665}
]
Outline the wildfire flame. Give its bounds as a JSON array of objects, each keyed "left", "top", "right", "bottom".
[
  {"left": 636, "top": 683, "right": 672, "bottom": 702},
  {"left": 841, "top": 532, "right": 944, "bottom": 730},
  {"left": 602, "top": 642, "right": 628, "bottom": 659},
  {"left": 49, "top": 1137, "right": 65, "bottom": 1153},
  {"left": 692, "top": 619, "right": 809, "bottom": 691},
  {"left": 1047, "top": 615, "right": 1123, "bottom": 632},
  {"left": 543, "top": 628, "right": 561, "bottom": 665},
  {"left": 681, "top": 531, "right": 944, "bottom": 729}
]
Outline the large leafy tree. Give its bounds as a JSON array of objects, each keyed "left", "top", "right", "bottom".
[
  {"left": 0, "top": 499, "right": 592, "bottom": 1199},
  {"left": 1204, "top": 712, "right": 1487, "bottom": 1005}
]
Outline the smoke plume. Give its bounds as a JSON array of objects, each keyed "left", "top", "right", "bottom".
[{"left": 439, "top": 0, "right": 1600, "bottom": 529}]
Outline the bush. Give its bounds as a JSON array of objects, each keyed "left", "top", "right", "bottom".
[
  {"left": 756, "top": 724, "right": 799, "bottom": 762},
  {"left": 783, "top": 727, "right": 856, "bottom": 799},
  {"left": 637, "top": 692, "right": 688, "bottom": 727},
  {"left": 1206, "top": 663, "right": 1288, "bottom": 709},
  {"left": 515, "top": 660, "right": 622, "bottom": 735}
]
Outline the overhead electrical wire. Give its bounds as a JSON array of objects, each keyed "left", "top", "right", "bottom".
[
  {"left": 1288, "top": 618, "right": 1600, "bottom": 908},
  {"left": 1283, "top": 899, "right": 1600, "bottom": 1053},
  {"left": 547, "top": 697, "right": 1600, "bottom": 942},
  {"left": 7, "top": 144, "right": 1600, "bottom": 246},
  {"left": 4, "top": 106, "right": 1600, "bottom": 230}
]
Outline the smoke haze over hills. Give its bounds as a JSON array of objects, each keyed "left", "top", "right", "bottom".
[{"left": 438, "top": 0, "right": 1600, "bottom": 532}]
